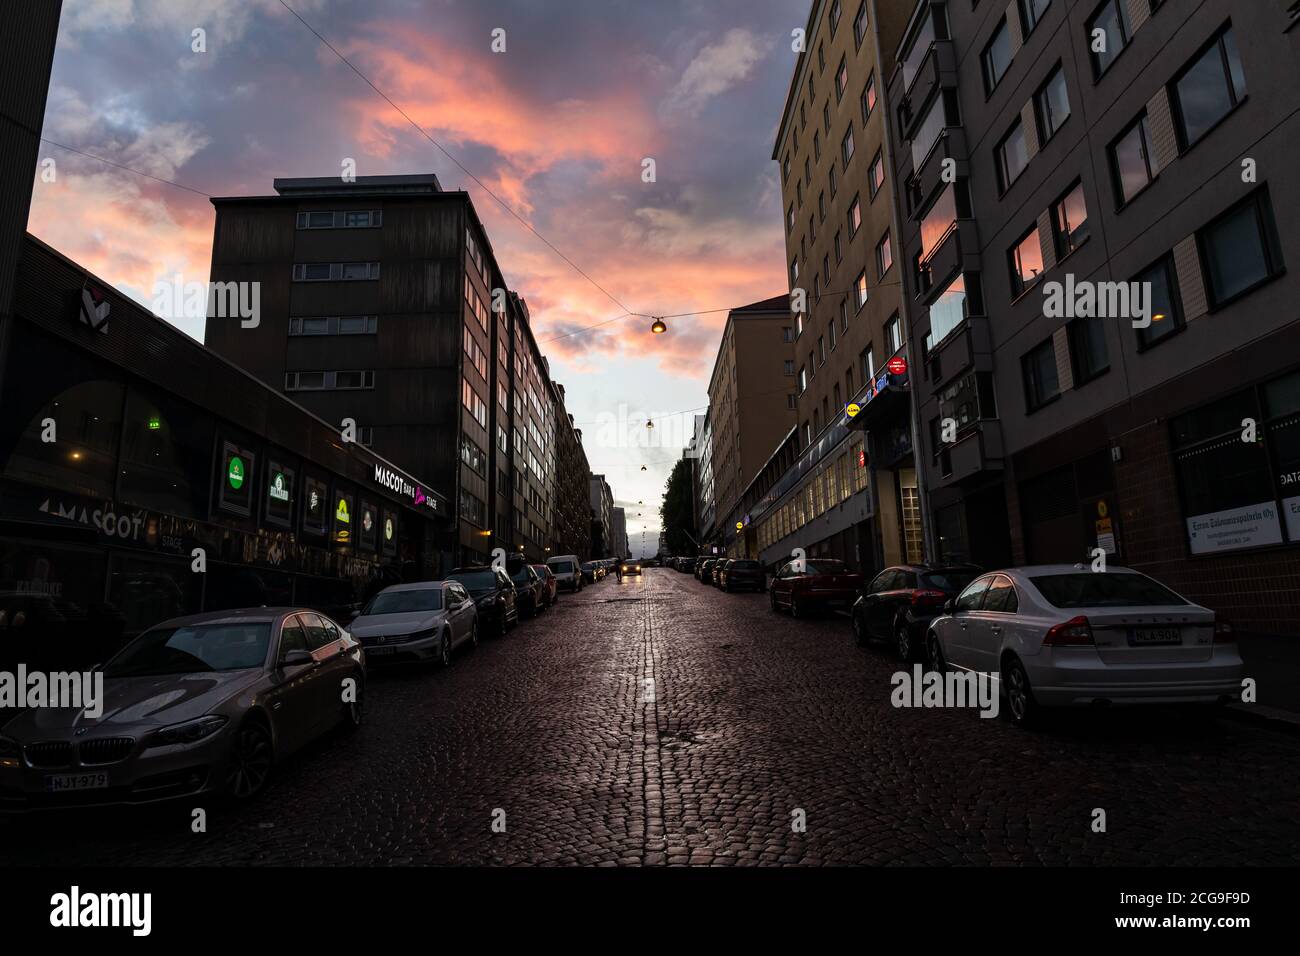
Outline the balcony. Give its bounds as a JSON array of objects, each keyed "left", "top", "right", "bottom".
[
  {"left": 913, "top": 128, "right": 968, "bottom": 210},
  {"left": 925, "top": 313, "right": 990, "bottom": 389},
  {"left": 935, "top": 423, "right": 1004, "bottom": 488},
  {"left": 916, "top": 219, "right": 980, "bottom": 300},
  {"left": 898, "top": 40, "right": 957, "bottom": 143}
]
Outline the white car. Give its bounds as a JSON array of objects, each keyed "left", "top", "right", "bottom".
[
  {"left": 546, "top": 554, "right": 583, "bottom": 593},
  {"left": 348, "top": 581, "right": 477, "bottom": 665},
  {"left": 926, "top": 565, "right": 1242, "bottom": 726}
]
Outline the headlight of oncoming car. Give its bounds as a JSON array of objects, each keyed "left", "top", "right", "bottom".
[{"left": 147, "top": 715, "right": 229, "bottom": 748}]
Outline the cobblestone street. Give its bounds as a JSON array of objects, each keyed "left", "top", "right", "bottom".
[{"left": 7, "top": 569, "right": 1300, "bottom": 866}]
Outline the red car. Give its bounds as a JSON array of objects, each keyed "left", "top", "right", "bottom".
[
  {"left": 769, "top": 558, "right": 864, "bottom": 618},
  {"left": 531, "top": 564, "right": 558, "bottom": 608}
]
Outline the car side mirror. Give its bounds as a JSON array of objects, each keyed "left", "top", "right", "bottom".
[
  {"left": 280, "top": 649, "right": 314, "bottom": 667},
  {"left": 944, "top": 599, "right": 956, "bottom": 614}
]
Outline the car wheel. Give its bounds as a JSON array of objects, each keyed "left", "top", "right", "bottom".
[
  {"left": 224, "top": 719, "right": 273, "bottom": 800},
  {"left": 1002, "top": 656, "right": 1039, "bottom": 727},
  {"left": 469, "top": 620, "right": 479, "bottom": 648},
  {"left": 342, "top": 674, "right": 364, "bottom": 732},
  {"left": 852, "top": 612, "right": 868, "bottom": 647},
  {"left": 497, "top": 610, "right": 508, "bottom": 638},
  {"left": 438, "top": 630, "right": 452, "bottom": 667},
  {"left": 926, "top": 630, "right": 946, "bottom": 674},
  {"left": 895, "top": 618, "right": 915, "bottom": 662},
  {"left": 790, "top": 593, "right": 801, "bottom": 618},
  {"left": 769, "top": 589, "right": 779, "bottom": 613}
]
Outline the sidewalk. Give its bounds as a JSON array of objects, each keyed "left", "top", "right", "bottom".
[{"left": 1227, "top": 632, "right": 1300, "bottom": 729}]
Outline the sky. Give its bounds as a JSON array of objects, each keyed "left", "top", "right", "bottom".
[{"left": 29, "top": 0, "right": 805, "bottom": 552}]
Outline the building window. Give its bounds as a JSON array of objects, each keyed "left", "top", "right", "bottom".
[
  {"left": 829, "top": 164, "right": 838, "bottom": 197},
  {"left": 853, "top": 1, "right": 869, "bottom": 47},
  {"left": 861, "top": 346, "right": 875, "bottom": 383},
  {"left": 1022, "top": 338, "right": 1060, "bottom": 411},
  {"left": 284, "top": 370, "right": 373, "bottom": 391},
  {"left": 834, "top": 229, "right": 843, "bottom": 263},
  {"left": 927, "top": 274, "right": 968, "bottom": 351},
  {"left": 841, "top": 126, "right": 856, "bottom": 168},
  {"left": 783, "top": 327, "right": 794, "bottom": 344},
  {"left": 786, "top": 204, "right": 795, "bottom": 234},
  {"left": 799, "top": 366, "right": 808, "bottom": 393},
  {"left": 1198, "top": 188, "right": 1285, "bottom": 309},
  {"left": 829, "top": 320, "right": 837, "bottom": 351},
  {"left": 295, "top": 209, "right": 382, "bottom": 229},
  {"left": 861, "top": 74, "right": 877, "bottom": 123},
  {"left": 854, "top": 270, "right": 868, "bottom": 309},
  {"left": 1087, "top": 0, "right": 1130, "bottom": 78},
  {"left": 876, "top": 231, "right": 893, "bottom": 277},
  {"left": 783, "top": 154, "right": 791, "bottom": 182},
  {"left": 1051, "top": 180, "right": 1089, "bottom": 259},
  {"left": 1035, "top": 65, "right": 1070, "bottom": 142},
  {"left": 829, "top": 0, "right": 842, "bottom": 34},
  {"left": 819, "top": 336, "right": 827, "bottom": 365},
  {"left": 919, "top": 184, "right": 958, "bottom": 262},
  {"left": 1019, "top": 0, "right": 1052, "bottom": 35},
  {"left": 1009, "top": 226, "right": 1045, "bottom": 297},
  {"left": 982, "top": 19, "right": 1013, "bottom": 94},
  {"left": 784, "top": 359, "right": 795, "bottom": 375},
  {"left": 885, "top": 315, "right": 902, "bottom": 352},
  {"left": 790, "top": 258, "right": 799, "bottom": 286},
  {"left": 1171, "top": 25, "right": 1246, "bottom": 150},
  {"left": 813, "top": 130, "right": 822, "bottom": 161},
  {"left": 1133, "top": 254, "right": 1183, "bottom": 350},
  {"left": 289, "top": 317, "right": 329, "bottom": 335},
  {"left": 839, "top": 299, "right": 849, "bottom": 332},
  {"left": 462, "top": 378, "right": 488, "bottom": 428},
  {"left": 788, "top": 393, "right": 797, "bottom": 410},
  {"left": 996, "top": 119, "right": 1029, "bottom": 192},
  {"left": 1068, "top": 316, "right": 1109, "bottom": 384},
  {"left": 835, "top": 57, "right": 849, "bottom": 101},
  {"left": 848, "top": 195, "right": 862, "bottom": 237},
  {"left": 868, "top": 151, "right": 885, "bottom": 198},
  {"left": 1109, "top": 112, "right": 1154, "bottom": 207}
]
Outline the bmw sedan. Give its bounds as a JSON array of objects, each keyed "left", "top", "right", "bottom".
[
  {"left": 348, "top": 581, "right": 477, "bottom": 665},
  {"left": 926, "top": 565, "right": 1243, "bottom": 726},
  {"left": 0, "top": 608, "right": 364, "bottom": 811}
]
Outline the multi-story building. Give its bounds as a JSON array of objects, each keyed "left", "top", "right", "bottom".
[
  {"left": 206, "top": 175, "right": 549, "bottom": 570},
  {"left": 589, "top": 473, "right": 614, "bottom": 558},
  {"left": 703, "top": 295, "right": 797, "bottom": 555},
  {"left": 755, "top": 0, "right": 922, "bottom": 574},
  {"left": 887, "top": 0, "right": 1300, "bottom": 631},
  {"left": 551, "top": 383, "right": 593, "bottom": 561},
  {"left": 694, "top": 413, "right": 717, "bottom": 551},
  {"left": 610, "top": 506, "right": 629, "bottom": 558}
]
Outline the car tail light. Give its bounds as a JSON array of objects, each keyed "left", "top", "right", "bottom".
[
  {"left": 911, "top": 589, "right": 947, "bottom": 607},
  {"left": 1213, "top": 617, "right": 1235, "bottom": 643},
  {"left": 1043, "top": 615, "right": 1093, "bottom": 646}
]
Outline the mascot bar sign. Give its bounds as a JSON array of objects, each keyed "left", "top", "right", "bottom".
[{"left": 373, "top": 463, "right": 440, "bottom": 515}]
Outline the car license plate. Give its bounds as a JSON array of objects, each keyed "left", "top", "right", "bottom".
[
  {"left": 1128, "top": 627, "right": 1181, "bottom": 646},
  {"left": 45, "top": 772, "right": 109, "bottom": 793},
  {"left": 366, "top": 645, "right": 394, "bottom": 656}
]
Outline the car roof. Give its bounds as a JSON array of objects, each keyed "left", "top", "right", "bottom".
[
  {"left": 152, "top": 606, "right": 299, "bottom": 629},
  {"left": 1002, "top": 564, "right": 1141, "bottom": 576},
  {"left": 379, "top": 580, "right": 447, "bottom": 593},
  {"left": 449, "top": 565, "right": 495, "bottom": 574}
]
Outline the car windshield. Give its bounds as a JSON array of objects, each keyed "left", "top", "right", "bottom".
[
  {"left": 582, "top": 562, "right": 596, "bottom": 570},
  {"left": 1030, "top": 572, "right": 1188, "bottom": 608},
  {"left": 551, "top": 561, "right": 575, "bottom": 573},
  {"left": 731, "top": 561, "right": 760, "bottom": 569},
  {"left": 508, "top": 565, "right": 531, "bottom": 582},
  {"left": 362, "top": 589, "right": 442, "bottom": 614},
  {"left": 921, "top": 570, "right": 978, "bottom": 592},
  {"left": 805, "top": 560, "right": 847, "bottom": 575},
  {"left": 105, "top": 622, "right": 272, "bottom": 676},
  {"left": 448, "top": 571, "right": 497, "bottom": 590}
]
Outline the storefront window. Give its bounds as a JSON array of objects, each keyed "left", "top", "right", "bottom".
[
  {"left": 334, "top": 489, "right": 355, "bottom": 545},
  {"left": 0, "top": 541, "right": 110, "bottom": 671},
  {"left": 302, "top": 474, "right": 330, "bottom": 537},
  {"left": 3, "top": 379, "right": 124, "bottom": 501},
  {"left": 264, "top": 459, "right": 296, "bottom": 529},
  {"left": 120, "top": 388, "right": 212, "bottom": 519},
  {"left": 106, "top": 553, "right": 200, "bottom": 643},
  {"left": 216, "top": 439, "right": 256, "bottom": 518},
  {"left": 358, "top": 498, "right": 379, "bottom": 551}
]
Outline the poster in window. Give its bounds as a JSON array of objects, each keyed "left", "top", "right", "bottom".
[
  {"left": 381, "top": 508, "right": 398, "bottom": 556},
  {"left": 358, "top": 498, "right": 378, "bottom": 552},
  {"left": 302, "top": 474, "right": 329, "bottom": 537},
  {"left": 1186, "top": 501, "right": 1283, "bottom": 555},
  {"left": 265, "top": 460, "right": 295, "bottom": 529},
  {"left": 217, "top": 440, "right": 255, "bottom": 517},
  {"left": 333, "top": 489, "right": 355, "bottom": 545}
]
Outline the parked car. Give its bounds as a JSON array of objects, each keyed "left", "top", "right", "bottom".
[
  {"left": 580, "top": 561, "right": 600, "bottom": 584},
  {"left": 697, "top": 558, "right": 717, "bottom": 582},
  {"left": 853, "top": 564, "right": 982, "bottom": 661},
  {"left": 621, "top": 558, "right": 643, "bottom": 576},
  {"left": 0, "top": 607, "right": 364, "bottom": 811},
  {"left": 711, "top": 559, "right": 732, "bottom": 587},
  {"left": 926, "top": 565, "right": 1243, "bottom": 727},
  {"left": 349, "top": 580, "right": 478, "bottom": 665},
  {"left": 547, "top": 554, "right": 583, "bottom": 593},
  {"left": 769, "top": 558, "right": 864, "bottom": 617},
  {"left": 531, "top": 564, "right": 558, "bottom": 607},
  {"left": 446, "top": 566, "right": 518, "bottom": 637},
  {"left": 506, "top": 559, "right": 546, "bottom": 618},
  {"left": 721, "top": 559, "right": 766, "bottom": 592}
]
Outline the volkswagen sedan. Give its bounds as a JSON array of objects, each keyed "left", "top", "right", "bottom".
[{"left": 349, "top": 581, "right": 477, "bottom": 665}]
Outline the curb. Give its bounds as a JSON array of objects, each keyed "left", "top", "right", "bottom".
[{"left": 1221, "top": 702, "right": 1300, "bottom": 734}]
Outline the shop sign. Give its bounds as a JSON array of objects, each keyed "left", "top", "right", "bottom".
[
  {"left": 373, "top": 463, "right": 439, "bottom": 514},
  {"left": 1186, "top": 501, "right": 1283, "bottom": 555}
]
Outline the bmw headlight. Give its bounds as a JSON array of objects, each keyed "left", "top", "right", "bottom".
[
  {"left": 147, "top": 715, "right": 228, "bottom": 748},
  {"left": 0, "top": 735, "right": 19, "bottom": 762}
]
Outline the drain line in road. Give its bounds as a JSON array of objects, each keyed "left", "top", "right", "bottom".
[{"left": 636, "top": 577, "right": 667, "bottom": 865}]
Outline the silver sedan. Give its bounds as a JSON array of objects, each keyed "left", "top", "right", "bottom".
[
  {"left": 926, "top": 565, "right": 1243, "bottom": 726},
  {"left": 0, "top": 607, "right": 364, "bottom": 811},
  {"left": 347, "top": 581, "right": 478, "bottom": 665}
]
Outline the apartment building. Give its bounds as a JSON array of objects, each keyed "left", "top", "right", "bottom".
[
  {"left": 757, "top": 0, "right": 922, "bottom": 574},
  {"left": 500, "top": 293, "right": 556, "bottom": 562},
  {"left": 589, "top": 473, "right": 614, "bottom": 558},
  {"left": 694, "top": 413, "right": 717, "bottom": 550},
  {"left": 206, "top": 175, "right": 542, "bottom": 569},
  {"left": 888, "top": 0, "right": 1300, "bottom": 631},
  {"left": 610, "top": 506, "right": 629, "bottom": 558},
  {"left": 703, "top": 295, "right": 797, "bottom": 555},
  {"left": 552, "top": 382, "right": 594, "bottom": 561}
]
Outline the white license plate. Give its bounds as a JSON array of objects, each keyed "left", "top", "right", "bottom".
[
  {"left": 366, "top": 645, "right": 394, "bottom": 656},
  {"left": 46, "top": 772, "right": 109, "bottom": 793},
  {"left": 1128, "top": 627, "right": 1181, "bottom": 646}
]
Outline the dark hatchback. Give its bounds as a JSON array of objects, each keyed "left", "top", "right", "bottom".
[
  {"left": 697, "top": 559, "right": 717, "bottom": 583},
  {"left": 852, "top": 564, "right": 982, "bottom": 661},
  {"left": 507, "top": 560, "right": 545, "bottom": 618},
  {"left": 446, "top": 566, "right": 519, "bottom": 637},
  {"left": 720, "top": 559, "right": 766, "bottom": 592}
]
